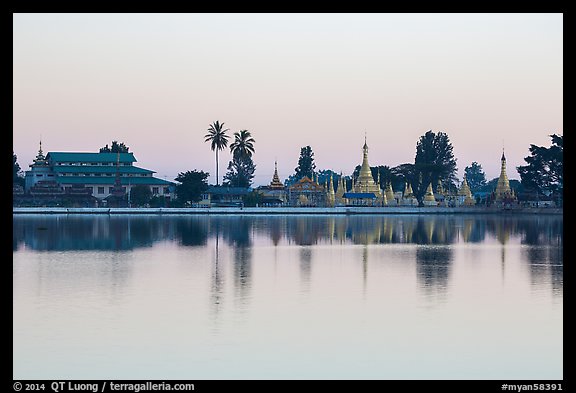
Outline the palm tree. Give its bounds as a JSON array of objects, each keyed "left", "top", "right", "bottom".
[
  {"left": 204, "top": 121, "right": 230, "bottom": 185},
  {"left": 230, "top": 130, "right": 256, "bottom": 159}
]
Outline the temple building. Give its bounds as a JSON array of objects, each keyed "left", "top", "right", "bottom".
[
  {"left": 257, "top": 161, "right": 288, "bottom": 206},
  {"left": 495, "top": 149, "right": 517, "bottom": 203},
  {"left": 343, "top": 137, "right": 385, "bottom": 206},
  {"left": 23, "top": 142, "right": 175, "bottom": 205},
  {"left": 288, "top": 176, "right": 327, "bottom": 207}
]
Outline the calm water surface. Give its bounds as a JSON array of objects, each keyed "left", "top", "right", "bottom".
[{"left": 13, "top": 214, "right": 563, "bottom": 379}]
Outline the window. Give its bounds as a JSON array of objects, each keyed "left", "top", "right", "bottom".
[
  {"left": 47, "top": 174, "right": 54, "bottom": 177},
  {"left": 36, "top": 174, "right": 43, "bottom": 177},
  {"left": 163, "top": 187, "right": 169, "bottom": 194},
  {"left": 98, "top": 187, "right": 105, "bottom": 194},
  {"left": 95, "top": 173, "right": 101, "bottom": 177},
  {"left": 152, "top": 187, "right": 159, "bottom": 195},
  {"left": 109, "top": 187, "right": 114, "bottom": 194},
  {"left": 91, "top": 163, "right": 98, "bottom": 166}
]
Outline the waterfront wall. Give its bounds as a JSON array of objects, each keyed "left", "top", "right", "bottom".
[{"left": 12, "top": 207, "right": 563, "bottom": 215}]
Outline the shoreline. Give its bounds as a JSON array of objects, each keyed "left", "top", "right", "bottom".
[{"left": 12, "top": 206, "right": 563, "bottom": 215}]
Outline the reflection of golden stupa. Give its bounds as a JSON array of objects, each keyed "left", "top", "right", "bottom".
[
  {"left": 461, "top": 219, "right": 473, "bottom": 243},
  {"left": 382, "top": 217, "right": 394, "bottom": 243},
  {"left": 425, "top": 219, "right": 435, "bottom": 244},
  {"left": 403, "top": 220, "right": 414, "bottom": 243}
]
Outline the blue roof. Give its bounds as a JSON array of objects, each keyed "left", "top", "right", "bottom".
[
  {"left": 56, "top": 176, "right": 175, "bottom": 186},
  {"left": 47, "top": 152, "right": 137, "bottom": 163},
  {"left": 52, "top": 166, "right": 154, "bottom": 174},
  {"left": 343, "top": 192, "right": 377, "bottom": 199}
]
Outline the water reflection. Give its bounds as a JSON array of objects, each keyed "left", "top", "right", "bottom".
[
  {"left": 13, "top": 214, "right": 563, "bottom": 379},
  {"left": 13, "top": 214, "right": 563, "bottom": 251},
  {"left": 299, "top": 247, "right": 313, "bottom": 293},
  {"left": 13, "top": 214, "right": 562, "bottom": 297},
  {"left": 416, "top": 246, "right": 452, "bottom": 297}
]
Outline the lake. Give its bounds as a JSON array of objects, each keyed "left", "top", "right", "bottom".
[{"left": 12, "top": 214, "right": 563, "bottom": 379}]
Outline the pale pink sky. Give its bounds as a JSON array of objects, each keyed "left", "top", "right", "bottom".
[{"left": 13, "top": 13, "right": 563, "bottom": 186}]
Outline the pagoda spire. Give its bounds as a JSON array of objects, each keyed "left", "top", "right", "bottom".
[
  {"left": 495, "top": 148, "right": 513, "bottom": 201},
  {"left": 269, "top": 160, "right": 284, "bottom": 188},
  {"left": 35, "top": 139, "right": 45, "bottom": 161}
]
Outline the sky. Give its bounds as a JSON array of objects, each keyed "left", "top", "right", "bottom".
[{"left": 13, "top": 13, "right": 563, "bottom": 186}]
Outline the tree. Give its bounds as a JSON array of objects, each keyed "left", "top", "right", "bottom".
[
  {"left": 391, "top": 163, "right": 418, "bottom": 193},
  {"left": 317, "top": 169, "right": 340, "bottom": 190},
  {"left": 13, "top": 152, "right": 25, "bottom": 186},
  {"left": 294, "top": 146, "right": 316, "bottom": 180},
  {"left": 243, "top": 190, "right": 263, "bottom": 207},
  {"left": 148, "top": 195, "right": 169, "bottom": 208},
  {"left": 223, "top": 154, "right": 256, "bottom": 188},
  {"left": 130, "top": 185, "right": 152, "bottom": 207},
  {"left": 414, "top": 130, "right": 458, "bottom": 201},
  {"left": 204, "top": 121, "right": 230, "bottom": 185},
  {"left": 175, "top": 170, "right": 209, "bottom": 204},
  {"left": 517, "top": 134, "right": 563, "bottom": 196},
  {"left": 230, "top": 130, "right": 255, "bottom": 159},
  {"left": 464, "top": 162, "right": 487, "bottom": 193},
  {"left": 100, "top": 141, "right": 130, "bottom": 153}
]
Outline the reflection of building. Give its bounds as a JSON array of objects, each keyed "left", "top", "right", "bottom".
[
  {"left": 23, "top": 142, "right": 175, "bottom": 203},
  {"left": 494, "top": 149, "right": 517, "bottom": 205},
  {"left": 344, "top": 137, "right": 385, "bottom": 206},
  {"left": 257, "top": 161, "right": 288, "bottom": 206},
  {"left": 288, "top": 176, "right": 327, "bottom": 207}
]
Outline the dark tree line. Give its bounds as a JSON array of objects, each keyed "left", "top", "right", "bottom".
[{"left": 517, "top": 134, "right": 563, "bottom": 196}]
